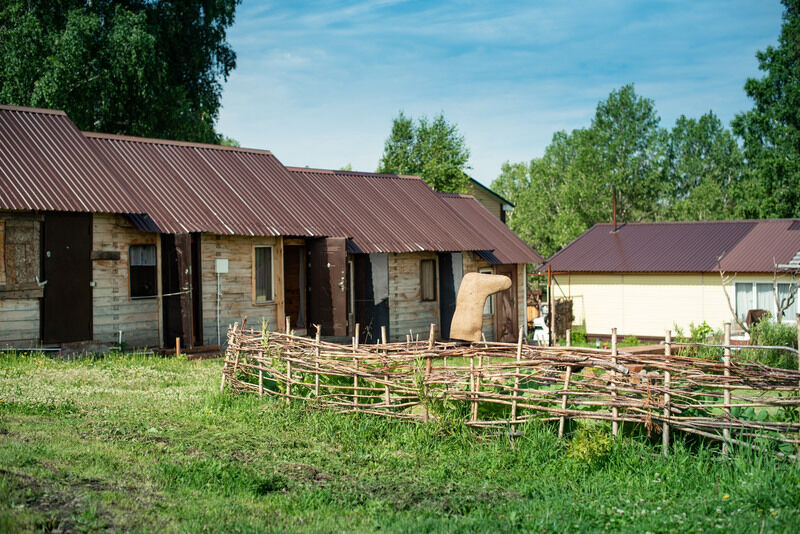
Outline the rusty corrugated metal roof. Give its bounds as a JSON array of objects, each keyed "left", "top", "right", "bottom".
[
  {"left": 546, "top": 220, "right": 800, "bottom": 273},
  {"left": 85, "top": 132, "right": 343, "bottom": 237},
  {"left": 436, "top": 193, "right": 542, "bottom": 265},
  {"left": 286, "top": 168, "right": 495, "bottom": 253},
  {"left": 0, "top": 105, "right": 143, "bottom": 214}
]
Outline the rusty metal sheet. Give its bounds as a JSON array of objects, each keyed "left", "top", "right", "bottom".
[
  {"left": 0, "top": 105, "right": 143, "bottom": 214},
  {"left": 437, "top": 193, "right": 543, "bottom": 264},
  {"left": 546, "top": 219, "right": 800, "bottom": 273}
]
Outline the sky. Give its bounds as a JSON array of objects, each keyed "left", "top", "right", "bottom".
[{"left": 217, "top": 0, "right": 784, "bottom": 186}]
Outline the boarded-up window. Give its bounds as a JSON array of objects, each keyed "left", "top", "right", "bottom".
[
  {"left": 420, "top": 259, "right": 436, "bottom": 301},
  {"left": 254, "top": 246, "right": 273, "bottom": 303},
  {"left": 130, "top": 244, "right": 157, "bottom": 298},
  {"left": 479, "top": 267, "right": 494, "bottom": 314}
]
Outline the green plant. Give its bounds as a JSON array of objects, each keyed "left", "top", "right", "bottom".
[
  {"left": 566, "top": 424, "right": 612, "bottom": 468},
  {"left": 571, "top": 327, "right": 587, "bottom": 345},
  {"left": 744, "top": 317, "right": 797, "bottom": 369},
  {"left": 622, "top": 335, "right": 640, "bottom": 346}
]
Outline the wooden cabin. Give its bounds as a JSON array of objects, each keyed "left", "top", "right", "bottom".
[{"left": 0, "top": 105, "right": 542, "bottom": 350}]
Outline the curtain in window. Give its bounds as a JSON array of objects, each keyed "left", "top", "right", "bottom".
[
  {"left": 777, "top": 283, "right": 798, "bottom": 321},
  {"left": 735, "top": 283, "right": 753, "bottom": 321},
  {"left": 130, "top": 244, "right": 156, "bottom": 266},
  {"left": 756, "top": 283, "right": 773, "bottom": 312},
  {"left": 255, "top": 247, "right": 273, "bottom": 302}
]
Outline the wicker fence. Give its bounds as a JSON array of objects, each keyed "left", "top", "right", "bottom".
[{"left": 220, "top": 322, "right": 800, "bottom": 460}]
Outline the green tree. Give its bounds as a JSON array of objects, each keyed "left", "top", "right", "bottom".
[
  {"left": 732, "top": 0, "right": 800, "bottom": 218},
  {"left": 664, "top": 112, "right": 744, "bottom": 220},
  {"left": 0, "top": 0, "right": 239, "bottom": 144},
  {"left": 378, "top": 112, "right": 471, "bottom": 193}
]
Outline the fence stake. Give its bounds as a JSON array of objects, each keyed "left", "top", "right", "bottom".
[
  {"left": 470, "top": 356, "right": 477, "bottom": 423},
  {"left": 611, "top": 328, "right": 619, "bottom": 437},
  {"left": 286, "top": 357, "right": 292, "bottom": 406},
  {"left": 314, "top": 325, "right": 321, "bottom": 398},
  {"left": 723, "top": 322, "right": 731, "bottom": 455},
  {"left": 423, "top": 323, "right": 435, "bottom": 422},
  {"left": 259, "top": 358, "right": 264, "bottom": 397},
  {"left": 663, "top": 329, "right": 671, "bottom": 456},
  {"left": 566, "top": 328, "right": 571, "bottom": 348},
  {"left": 797, "top": 313, "right": 800, "bottom": 467},
  {"left": 353, "top": 324, "right": 360, "bottom": 412},
  {"left": 285, "top": 316, "right": 291, "bottom": 334},
  {"left": 381, "top": 326, "right": 390, "bottom": 408},
  {"left": 511, "top": 326, "right": 524, "bottom": 424},
  {"left": 558, "top": 365, "right": 573, "bottom": 438}
]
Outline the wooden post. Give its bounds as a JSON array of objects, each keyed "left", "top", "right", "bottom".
[
  {"left": 723, "top": 322, "right": 731, "bottom": 454},
  {"left": 424, "top": 323, "right": 435, "bottom": 422},
  {"left": 353, "top": 324, "right": 359, "bottom": 411},
  {"left": 259, "top": 366, "right": 264, "bottom": 397},
  {"left": 566, "top": 329, "right": 571, "bottom": 347},
  {"left": 314, "top": 325, "right": 321, "bottom": 398},
  {"left": 558, "top": 366, "right": 573, "bottom": 438},
  {"left": 381, "top": 326, "right": 390, "bottom": 408},
  {"left": 611, "top": 328, "right": 618, "bottom": 436},
  {"left": 175, "top": 337, "right": 181, "bottom": 358},
  {"left": 797, "top": 313, "right": 800, "bottom": 467},
  {"left": 470, "top": 356, "right": 477, "bottom": 423},
  {"left": 511, "top": 327, "right": 524, "bottom": 423},
  {"left": 285, "top": 316, "right": 291, "bottom": 334},
  {"left": 286, "top": 357, "right": 292, "bottom": 406},
  {"left": 663, "top": 329, "right": 671, "bottom": 456}
]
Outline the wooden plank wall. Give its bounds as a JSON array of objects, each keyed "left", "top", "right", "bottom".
[
  {"left": 388, "top": 252, "right": 440, "bottom": 341},
  {"left": 0, "top": 212, "right": 41, "bottom": 346},
  {"left": 201, "top": 234, "right": 283, "bottom": 346},
  {"left": 92, "top": 214, "right": 159, "bottom": 347}
]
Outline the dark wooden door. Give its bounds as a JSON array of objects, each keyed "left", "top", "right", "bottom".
[
  {"left": 284, "top": 245, "right": 306, "bottom": 329},
  {"left": 161, "top": 234, "right": 183, "bottom": 347},
  {"left": 494, "top": 264, "right": 517, "bottom": 342},
  {"left": 438, "top": 253, "right": 459, "bottom": 339},
  {"left": 308, "top": 237, "right": 347, "bottom": 336},
  {"left": 41, "top": 212, "right": 92, "bottom": 343}
]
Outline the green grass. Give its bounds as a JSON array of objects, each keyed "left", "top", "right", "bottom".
[{"left": 1, "top": 351, "right": 799, "bottom": 532}]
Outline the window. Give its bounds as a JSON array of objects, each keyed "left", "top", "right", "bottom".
[
  {"left": 129, "top": 244, "right": 157, "bottom": 298},
  {"left": 420, "top": 259, "right": 436, "bottom": 301},
  {"left": 735, "top": 281, "right": 798, "bottom": 322},
  {"left": 254, "top": 246, "right": 273, "bottom": 303},
  {"left": 480, "top": 267, "right": 494, "bottom": 315}
]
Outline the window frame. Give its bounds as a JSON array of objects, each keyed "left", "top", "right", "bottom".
[
  {"left": 252, "top": 245, "right": 274, "bottom": 304},
  {"left": 479, "top": 267, "right": 494, "bottom": 315},
  {"left": 734, "top": 280, "right": 798, "bottom": 323},
  {"left": 420, "top": 258, "right": 437, "bottom": 302},
  {"left": 128, "top": 244, "right": 158, "bottom": 299}
]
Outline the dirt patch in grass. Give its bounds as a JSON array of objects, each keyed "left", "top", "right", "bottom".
[{"left": 283, "top": 463, "right": 333, "bottom": 484}]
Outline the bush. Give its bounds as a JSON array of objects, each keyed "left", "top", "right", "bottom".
[
  {"left": 745, "top": 318, "right": 797, "bottom": 369},
  {"left": 571, "top": 327, "right": 587, "bottom": 345},
  {"left": 622, "top": 335, "right": 640, "bottom": 346}
]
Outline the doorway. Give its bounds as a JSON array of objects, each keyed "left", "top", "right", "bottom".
[
  {"left": 283, "top": 243, "right": 307, "bottom": 331},
  {"left": 41, "top": 212, "right": 92, "bottom": 343},
  {"left": 494, "top": 264, "right": 518, "bottom": 342},
  {"left": 161, "top": 233, "right": 202, "bottom": 348}
]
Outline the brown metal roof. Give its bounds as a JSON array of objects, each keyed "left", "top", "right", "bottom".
[
  {"left": 286, "top": 168, "right": 495, "bottom": 253},
  {"left": 0, "top": 105, "right": 143, "bottom": 214},
  {"left": 546, "top": 220, "right": 800, "bottom": 273},
  {"left": 85, "top": 132, "right": 343, "bottom": 237},
  {"left": 436, "top": 193, "right": 543, "bottom": 264}
]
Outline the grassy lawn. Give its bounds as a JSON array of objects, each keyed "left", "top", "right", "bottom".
[{"left": 1, "top": 352, "right": 798, "bottom": 532}]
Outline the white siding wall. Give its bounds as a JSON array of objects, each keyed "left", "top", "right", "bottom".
[{"left": 556, "top": 272, "right": 782, "bottom": 338}]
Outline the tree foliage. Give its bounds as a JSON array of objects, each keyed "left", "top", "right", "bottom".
[
  {"left": 493, "top": 86, "right": 745, "bottom": 258},
  {"left": 0, "top": 0, "right": 239, "bottom": 143},
  {"left": 732, "top": 0, "right": 800, "bottom": 218},
  {"left": 378, "top": 112, "right": 471, "bottom": 193}
]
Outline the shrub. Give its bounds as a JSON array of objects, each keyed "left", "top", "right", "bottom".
[
  {"left": 622, "top": 335, "right": 640, "bottom": 346},
  {"left": 570, "top": 327, "right": 587, "bottom": 345},
  {"left": 744, "top": 317, "right": 797, "bottom": 369},
  {"left": 567, "top": 425, "right": 612, "bottom": 468}
]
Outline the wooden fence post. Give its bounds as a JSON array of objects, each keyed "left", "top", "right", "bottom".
[
  {"left": 611, "top": 328, "right": 619, "bottom": 436},
  {"left": 423, "top": 323, "right": 435, "bottom": 422},
  {"left": 723, "top": 322, "right": 731, "bottom": 455},
  {"left": 663, "top": 329, "right": 671, "bottom": 456},
  {"left": 796, "top": 313, "right": 800, "bottom": 467},
  {"left": 381, "top": 325, "right": 390, "bottom": 408},
  {"left": 285, "top": 316, "right": 291, "bottom": 334},
  {"left": 314, "top": 325, "right": 321, "bottom": 398},
  {"left": 353, "top": 324, "right": 360, "bottom": 412},
  {"left": 470, "top": 355, "right": 477, "bottom": 423},
  {"left": 566, "top": 329, "right": 571, "bottom": 348},
  {"left": 558, "top": 365, "right": 573, "bottom": 438},
  {"left": 511, "top": 327, "right": 524, "bottom": 424}
]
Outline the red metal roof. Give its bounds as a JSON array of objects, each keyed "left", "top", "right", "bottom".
[
  {"left": 0, "top": 105, "right": 143, "bottom": 214},
  {"left": 286, "top": 168, "right": 495, "bottom": 253},
  {"left": 85, "top": 132, "right": 343, "bottom": 237},
  {"left": 546, "top": 220, "right": 800, "bottom": 273},
  {"left": 436, "top": 193, "right": 543, "bottom": 264}
]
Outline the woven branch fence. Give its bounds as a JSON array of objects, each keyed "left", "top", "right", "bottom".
[{"left": 220, "top": 322, "right": 800, "bottom": 460}]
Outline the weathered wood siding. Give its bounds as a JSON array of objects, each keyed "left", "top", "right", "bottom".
[
  {"left": 201, "top": 234, "right": 283, "bottom": 346},
  {"left": 388, "top": 252, "right": 440, "bottom": 341},
  {"left": 91, "top": 214, "right": 159, "bottom": 347},
  {"left": 0, "top": 212, "right": 42, "bottom": 346}
]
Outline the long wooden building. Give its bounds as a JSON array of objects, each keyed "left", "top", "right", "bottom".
[{"left": 0, "top": 105, "right": 542, "bottom": 350}]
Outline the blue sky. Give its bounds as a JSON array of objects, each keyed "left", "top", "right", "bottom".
[{"left": 217, "top": 0, "right": 783, "bottom": 186}]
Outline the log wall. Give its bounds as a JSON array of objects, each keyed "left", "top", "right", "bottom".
[
  {"left": 201, "top": 234, "right": 283, "bottom": 346},
  {"left": 388, "top": 252, "right": 440, "bottom": 341},
  {"left": 91, "top": 214, "right": 159, "bottom": 347}
]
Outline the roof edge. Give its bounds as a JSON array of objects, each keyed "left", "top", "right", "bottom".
[
  {"left": 0, "top": 104, "right": 68, "bottom": 116},
  {"left": 469, "top": 178, "right": 514, "bottom": 207},
  {"left": 83, "top": 131, "right": 274, "bottom": 156},
  {"left": 285, "top": 166, "right": 422, "bottom": 180}
]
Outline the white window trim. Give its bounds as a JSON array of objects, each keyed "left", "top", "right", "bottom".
[
  {"left": 734, "top": 280, "right": 798, "bottom": 323},
  {"left": 253, "top": 245, "right": 275, "bottom": 304}
]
